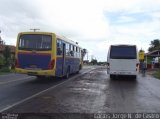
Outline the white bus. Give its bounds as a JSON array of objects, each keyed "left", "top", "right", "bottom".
[{"left": 107, "top": 45, "right": 139, "bottom": 79}]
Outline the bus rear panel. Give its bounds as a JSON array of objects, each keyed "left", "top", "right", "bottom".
[
  {"left": 15, "top": 32, "right": 83, "bottom": 78},
  {"left": 107, "top": 45, "right": 139, "bottom": 78},
  {"left": 15, "top": 33, "right": 56, "bottom": 76}
]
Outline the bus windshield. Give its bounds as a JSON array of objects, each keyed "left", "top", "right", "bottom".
[
  {"left": 110, "top": 46, "right": 136, "bottom": 59},
  {"left": 18, "top": 34, "right": 52, "bottom": 51}
]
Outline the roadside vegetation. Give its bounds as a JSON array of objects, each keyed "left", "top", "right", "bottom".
[
  {"left": 152, "top": 70, "right": 160, "bottom": 80},
  {"left": 84, "top": 58, "right": 107, "bottom": 66},
  {"left": 0, "top": 67, "right": 14, "bottom": 75},
  {"left": 147, "top": 39, "right": 160, "bottom": 80},
  {"left": 0, "top": 45, "right": 15, "bottom": 75}
]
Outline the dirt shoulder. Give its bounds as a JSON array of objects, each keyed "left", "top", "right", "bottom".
[{"left": 146, "top": 69, "right": 160, "bottom": 79}]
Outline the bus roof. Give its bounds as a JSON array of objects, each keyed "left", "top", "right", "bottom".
[
  {"left": 111, "top": 44, "right": 136, "bottom": 47},
  {"left": 18, "top": 32, "right": 82, "bottom": 49},
  {"left": 56, "top": 35, "right": 81, "bottom": 48}
]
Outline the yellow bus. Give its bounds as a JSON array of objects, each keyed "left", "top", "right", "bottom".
[{"left": 15, "top": 32, "right": 83, "bottom": 79}]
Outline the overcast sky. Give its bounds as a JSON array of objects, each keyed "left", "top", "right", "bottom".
[{"left": 0, "top": 0, "right": 160, "bottom": 61}]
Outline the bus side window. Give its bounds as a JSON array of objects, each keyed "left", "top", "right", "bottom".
[
  {"left": 70, "top": 51, "right": 74, "bottom": 56},
  {"left": 71, "top": 45, "right": 75, "bottom": 57},
  {"left": 66, "top": 43, "right": 70, "bottom": 56},
  {"left": 77, "top": 48, "right": 80, "bottom": 58},
  {"left": 70, "top": 45, "right": 74, "bottom": 56},
  {"left": 57, "top": 39, "right": 62, "bottom": 55}
]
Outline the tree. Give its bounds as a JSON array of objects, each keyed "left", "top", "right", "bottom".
[
  {"left": 0, "top": 32, "right": 5, "bottom": 45},
  {"left": 0, "top": 55, "right": 4, "bottom": 68},
  {"left": 10, "top": 55, "right": 15, "bottom": 69},
  {"left": 139, "top": 49, "right": 144, "bottom": 52},
  {"left": 148, "top": 39, "right": 160, "bottom": 52},
  {"left": 91, "top": 59, "right": 97, "bottom": 65},
  {"left": 3, "top": 46, "right": 11, "bottom": 67},
  {"left": 82, "top": 48, "right": 87, "bottom": 60}
]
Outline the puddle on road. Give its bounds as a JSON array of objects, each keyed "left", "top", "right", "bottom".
[
  {"left": 42, "top": 96, "right": 53, "bottom": 99},
  {"left": 71, "top": 87, "right": 102, "bottom": 94}
]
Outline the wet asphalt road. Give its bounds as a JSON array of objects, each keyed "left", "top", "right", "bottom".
[
  {"left": 0, "top": 66, "right": 94, "bottom": 113},
  {"left": 2, "top": 66, "right": 160, "bottom": 114}
]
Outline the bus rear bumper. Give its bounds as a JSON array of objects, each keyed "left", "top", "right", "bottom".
[
  {"left": 109, "top": 71, "right": 138, "bottom": 76},
  {"left": 15, "top": 68, "right": 55, "bottom": 76}
]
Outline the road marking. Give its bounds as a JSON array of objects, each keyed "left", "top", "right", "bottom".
[
  {"left": 0, "top": 76, "right": 35, "bottom": 85},
  {"left": 0, "top": 68, "right": 95, "bottom": 113}
]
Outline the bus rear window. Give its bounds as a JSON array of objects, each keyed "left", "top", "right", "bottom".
[
  {"left": 18, "top": 34, "right": 52, "bottom": 51},
  {"left": 110, "top": 46, "right": 137, "bottom": 59}
]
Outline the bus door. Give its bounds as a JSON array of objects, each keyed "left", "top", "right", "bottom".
[{"left": 62, "top": 43, "right": 66, "bottom": 75}]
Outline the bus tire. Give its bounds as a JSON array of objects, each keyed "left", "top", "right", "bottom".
[
  {"left": 79, "top": 64, "right": 82, "bottom": 70},
  {"left": 76, "top": 70, "right": 79, "bottom": 74},
  {"left": 110, "top": 75, "right": 115, "bottom": 79},
  {"left": 76, "top": 65, "right": 81, "bottom": 74},
  {"left": 36, "top": 76, "right": 45, "bottom": 79}
]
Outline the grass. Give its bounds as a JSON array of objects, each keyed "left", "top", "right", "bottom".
[
  {"left": 152, "top": 70, "right": 160, "bottom": 79},
  {"left": 0, "top": 72, "right": 11, "bottom": 75},
  {"left": 0, "top": 67, "right": 15, "bottom": 75}
]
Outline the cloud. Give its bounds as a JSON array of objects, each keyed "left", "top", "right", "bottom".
[
  {"left": 0, "top": 0, "right": 45, "bottom": 44},
  {"left": 1, "top": 0, "right": 160, "bottom": 61},
  {"left": 33, "top": 0, "right": 110, "bottom": 39}
]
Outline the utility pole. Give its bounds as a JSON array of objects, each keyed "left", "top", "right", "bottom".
[{"left": 30, "top": 29, "right": 40, "bottom": 32}]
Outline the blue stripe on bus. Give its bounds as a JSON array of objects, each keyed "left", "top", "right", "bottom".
[
  {"left": 55, "top": 57, "right": 63, "bottom": 76},
  {"left": 18, "top": 53, "right": 51, "bottom": 70},
  {"left": 55, "top": 57, "right": 80, "bottom": 77}
]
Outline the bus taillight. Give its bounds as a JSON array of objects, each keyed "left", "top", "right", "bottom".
[
  {"left": 48, "top": 59, "right": 55, "bottom": 69},
  {"left": 15, "top": 59, "right": 20, "bottom": 68}
]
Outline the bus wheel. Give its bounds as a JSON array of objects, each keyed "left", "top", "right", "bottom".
[
  {"left": 79, "top": 64, "right": 82, "bottom": 70},
  {"left": 110, "top": 75, "right": 115, "bottom": 79},
  {"left": 65, "top": 67, "right": 70, "bottom": 79},
  {"left": 76, "top": 65, "right": 82, "bottom": 74},
  {"left": 36, "top": 76, "right": 45, "bottom": 79},
  {"left": 76, "top": 70, "right": 79, "bottom": 74}
]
